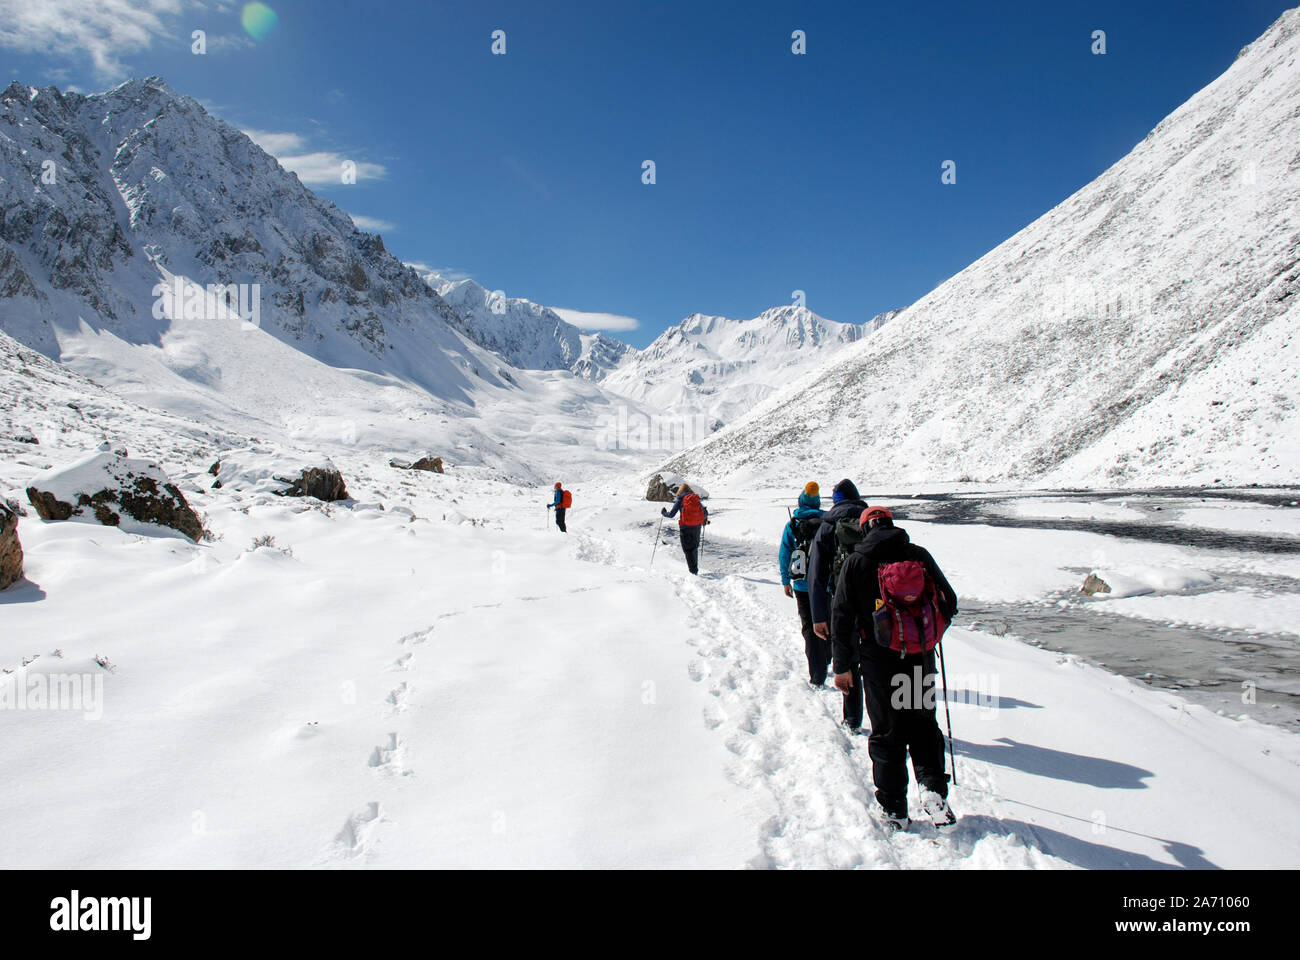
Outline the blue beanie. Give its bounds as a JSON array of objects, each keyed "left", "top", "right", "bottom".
[{"left": 832, "top": 478, "right": 859, "bottom": 503}]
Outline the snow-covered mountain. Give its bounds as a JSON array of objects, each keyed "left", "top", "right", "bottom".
[
  {"left": 664, "top": 8, "right": 1300, "bottom": 489},
  {"left": 0, "top": 77, "right": 668, "bottom": 479},
  {"left": 601, "top": 305, "right": 888, "bottom": 425},
  {"left": 0, "top": 77, "right": 522, "bottom": 401},
  {"left": 416, "top": 272, "right": 632, "bottom": 380}
]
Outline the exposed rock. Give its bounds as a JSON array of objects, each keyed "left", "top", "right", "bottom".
[
  {"left": 0, "top": 502, "right": 22, "bottom": 590},
  {"left": 25, "top": 448, "right": 203, "bottom": 541},
  {"left": 646, "top": 472, "right": 710, "bottom": 502},
  {"left": 276, "top": 465, "right": 349, "bottom": 502},
  {"left": 1081, "top": 573, "right": 1112, "bottom": 596},
  {"left": 646, "top": 473, "right": 676, "bottom": 503},
  {"left": 5, "top": 422, "right": 38, "bottom": 444},
  {"left": 391, "top": 455, "right": 445, "bottom": 474}
]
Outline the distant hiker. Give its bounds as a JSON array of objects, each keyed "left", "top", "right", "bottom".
[
  {"left": 831, "top": 506, "right": 959, "bottom": 830},
  {"left": 662, "top": 483, "right": 709, "bottom": 575},
  {"left": 779, "top": 482, "right": 828, "bottom": 686},
  {"left": 547, "top": 482, "right": 571, "bottom": 532},
  {"left": 806, "top": 478, "right": 870, "bottom": 729}
]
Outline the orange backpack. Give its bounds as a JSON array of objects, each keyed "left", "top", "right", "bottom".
[
  {"left": 560, "top": 489, "right": 572, "bottom": 509},
  {"left": 680, "top": 493, "right": 706, "bottom": 526}
]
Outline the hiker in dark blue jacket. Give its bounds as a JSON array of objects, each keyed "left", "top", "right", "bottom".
[
  {"left": 547, "top": 482, "right": 567, "bottom": 532},
  {"left": 662, "top": 483, "right": 709, "bottom": 575},
  {"left": 779, "top": 482, "right": 828, "bottom": 685},
  {"left": 807, "top": 478, "right": 869, "bottom": 729}
]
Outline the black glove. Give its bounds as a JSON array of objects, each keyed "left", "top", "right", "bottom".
[{"left": 660, "top": 508, "right": 668, "bottom": 517}]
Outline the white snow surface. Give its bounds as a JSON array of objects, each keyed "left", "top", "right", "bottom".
[{"left": 3, "top": 464, "right": 1298, "bottom": 869}]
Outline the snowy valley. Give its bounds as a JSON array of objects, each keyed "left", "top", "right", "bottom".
[{"left": 2, "top": 6, "right": 1300, "bottom": 874}]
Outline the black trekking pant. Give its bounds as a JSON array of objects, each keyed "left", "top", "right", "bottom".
[
  {"left": 861, "top": 646, "right": 949, "bottom": 817},
  {"left": 842, "top": 661, "right": 864, "bottom": 730},
  {"left": 554, "top": 506, "right": 566, "bottom": 532},
  {"left": 678, "top": 523, "right": 701, "bottom": 574},
  {"left": 795, "top": 590, "right": 831, "bottom": 685}
]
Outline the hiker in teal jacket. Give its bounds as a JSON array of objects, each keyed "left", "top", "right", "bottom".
[{"left": 779, "top": 482, "right": 828, "bottom": 685}]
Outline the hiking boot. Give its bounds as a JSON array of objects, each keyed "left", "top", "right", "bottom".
[
  {"left": 877, "top": 806, "right": 909, "bottom": 833},
  {"left": 920, "top": 790, "right": 957, "bottom": 827}
]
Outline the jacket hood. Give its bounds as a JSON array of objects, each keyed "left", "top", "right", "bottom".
[
  {"left": 826, "top": 497, "right": 868, "bottom": 521},
  {"left": 797, "top": 491, "right": 821, "bottom": 511},
  {"left": 854, "top": 524, "right": 911, "bottom": 561},
  {"left": 832, "top": 479, "right": 860, "bottom": 502},
  {"left": 792, "top": 505, "right": 822, "bottom": 519}
]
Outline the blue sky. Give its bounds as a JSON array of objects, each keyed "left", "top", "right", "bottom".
[{"left": 1, "top": 0, "right": 1291, "bottom": 346}]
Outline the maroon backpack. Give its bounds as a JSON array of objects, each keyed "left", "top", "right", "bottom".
[{"left": 871, "top": 560, "right": 949, "bottom": 654}]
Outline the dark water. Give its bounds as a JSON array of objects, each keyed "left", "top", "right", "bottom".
[
  {"left": 901, "top": 488, "right": 1300, "bottom": 729},
  {"left": 705, "top": 487, "right": 1300, "bottom": 730}
]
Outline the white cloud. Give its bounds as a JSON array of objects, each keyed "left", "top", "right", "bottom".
[
  {"left": 0, "top": 0, "right": 251, "bottom": 81},
  {"left": 242, "top": 129, "right": 306, "bottom": 155},
  {"left": 348, "top": 213, "right": 397, "bottom": 233},
  {"left": 0, "top": 0, "right": 182, "bottom": 80},
  {"left": 276, "top": 151, "right": 387, "bottom": 186},
  {"left": 552, "top": 306, "right": 640, "bottom": 333},
  {"left": 242, "top": 130, "right": 388, "bottom": 187}
]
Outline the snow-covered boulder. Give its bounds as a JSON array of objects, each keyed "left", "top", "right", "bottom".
[
  {"left": 646, "top": 472, "right": 709, "bottom": 502},
  {"left": 213, "top": 448, "right": 350, "bottom": 501},
  {"left": 0, "top": 501, "right": 22, "bottom": 589},
  {"left": 390, "top": 456, "right": 444, "bottom": 474},
  {"left": 4, "top": 422, "right": 37, "bottom": 445},
  {"left": 25, "top": 447, "right": 204, "bottom": 541},
  {"left": 646, "top": 473, "right": 676, "bottom": 502}
]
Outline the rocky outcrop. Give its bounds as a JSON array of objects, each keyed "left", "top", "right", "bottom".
[
  {"left": 277, "top": 465, "right": 349, "bottom": 501},
  {"left": 0, "top": 502, "right": 22, "bottom": 589},
  {"left": 391, "top": 456, "right": 444, "bottom": 474},
  {"left": 25, "top": 447, "right": 203, "bottom": 541},
  {"left": 1081, "top": 573, "right": 1112, "bottom": 596},
  {"left": 646, "top": 473, "right": 675, "bottom": 502}
]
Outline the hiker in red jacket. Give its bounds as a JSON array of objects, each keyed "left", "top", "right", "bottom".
[
  {"left": 662, "top": 483, "right": 709, "bottom": 575},
  {"left": 547, "top": 482, "right": 569, "bottom": 532}
]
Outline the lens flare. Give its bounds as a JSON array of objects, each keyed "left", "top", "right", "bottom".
[{"left": 241, "top": 3, "right": 279, "bottom": 41}]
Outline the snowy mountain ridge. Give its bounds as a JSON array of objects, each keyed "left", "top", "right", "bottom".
[
  {"left": 415, "top": 271, "right": 634, "bottom": 380},
  {"left": 664, "top": 6, "right": 1300, "bottom": 489},
  {"left": 600, "top": 304, "right": 892, "bottom": 425}
]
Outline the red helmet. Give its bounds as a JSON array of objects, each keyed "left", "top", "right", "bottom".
[
  {"left": 860, "top": 506, "right": 894, "bottom": 526},
  {"left": 554, "top": 482, "right": 562, "bottom": 488}
]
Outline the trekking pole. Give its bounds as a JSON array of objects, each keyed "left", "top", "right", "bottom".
[
  {"left": 650, "top": 514, "right": 665, "bottom": 567},
  {"left": 937, "top": 642, "right": 957, "bottom": 786}
]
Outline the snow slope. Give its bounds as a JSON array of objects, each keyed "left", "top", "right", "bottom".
[
  {"left": 663, "top": 8, "right": 1300, "bottom": 489},
  {"left": 602, "top": 305, "right": 887, "bottom": 426},
  {"left": 3, "top": 469, "right": 1297, "bottom": 869}
]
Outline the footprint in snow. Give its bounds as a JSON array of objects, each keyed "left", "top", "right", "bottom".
[{"left": 335, "top": 802, "right": 383, "bottom": 857}]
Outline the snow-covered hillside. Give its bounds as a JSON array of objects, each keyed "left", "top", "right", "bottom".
[
  {"left": 664, "top": 9, "right": 1300, "bottom": 489},
  {"left": 0, "top": 77, "right": 523, "bottom": 401},
  {"left": 602, "top": 305, "right": 886, "bottom": 426}
]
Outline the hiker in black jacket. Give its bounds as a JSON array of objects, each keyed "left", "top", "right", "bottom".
[
  {"left": 831, "top": 506, "right": 959, "bottom": 829},
  {"left": 807, "top": 478, "right": 869, "bottom": 730}
]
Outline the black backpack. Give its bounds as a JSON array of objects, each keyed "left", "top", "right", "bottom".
[
  {"left": 829, "top": 517, "right": 865, "bottom": 590},
  {"left": 786, "top": 514, "right": 821, "bottom": 579}
]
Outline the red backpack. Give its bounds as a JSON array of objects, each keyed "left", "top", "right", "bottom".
[
  {"left": 560, "top": 489, "right": 573, "bottom": 509},
  {"left": 871, "top": 560, "right": 949, "bottom": 654},
  {"left": 680, "top": 493, "right": 706, "bottom": 526}
]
